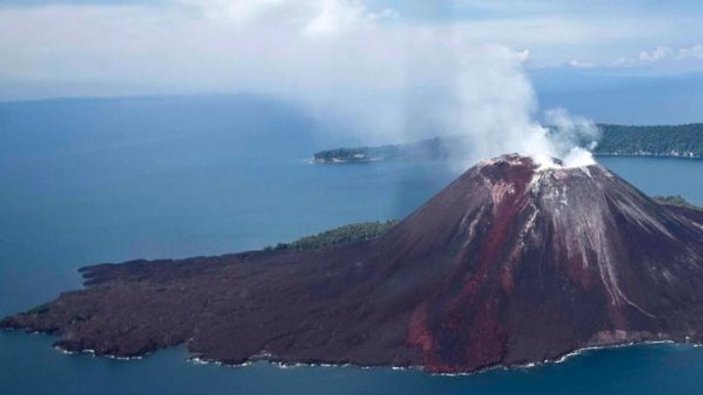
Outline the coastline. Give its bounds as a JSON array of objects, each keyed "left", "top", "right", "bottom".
[
  {"left": 182, "top": 338, "right": 698, "bottom": 377},
  {"left": 594, "top": 153, "right": 702, "bottom": 160},
  {"left": 312, "top": 152, "right": 703, "bottom": 165},
  {"left": 38, "top": 325, "right": 695, "bottom": 377},
  {"left": 5, "top": 327, "right": 701, "bottom": 376},
  {"left": 1, "top": 300, "right": 703, "bottom": 377}
]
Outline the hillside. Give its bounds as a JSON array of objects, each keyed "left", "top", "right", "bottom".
[{"left": 5, "top": 155, "right": 703, "bottom": 373}]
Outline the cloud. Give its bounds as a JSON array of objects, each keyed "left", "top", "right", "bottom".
[
  {"left": 302, "top": 0, "right": 396, "bottom": 37},
  {"left": 638, "top": 45, "right": 675, "bottom": 62},
  {"left": 560, "top": 42, "right": 703, "bottom": 73},
  {"left": 176, "top": 0, "right": 286, "bottom": 23},
  {"left": 677, "top": 43, "right": 703, "bottom": 60},
  {"left": 567, "top": 59, "right": 595, "bottom": 69},
  {"left": 0, "top": 0, "right": 613, "bottom": 168},
  {"left": 609, "top": 43, "right": 703, "bottom": 74},
  {"left": 174, "top": 0, "right": 395, "bottom": 37},
  {"left": 2, "top": 0, "right": 700, "bottom": 96}
]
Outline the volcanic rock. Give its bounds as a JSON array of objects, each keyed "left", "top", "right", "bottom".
[{"left": 4, "top": 154, "right": 703, "bottom": 373}]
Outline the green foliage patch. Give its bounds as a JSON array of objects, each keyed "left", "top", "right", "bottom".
[{"left": 267, "top": 220, "right": 399, "bottom": 251}]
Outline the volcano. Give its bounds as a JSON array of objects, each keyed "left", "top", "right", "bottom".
[{"left": 3, "top": 154, "right": 703, "bottom": 373}]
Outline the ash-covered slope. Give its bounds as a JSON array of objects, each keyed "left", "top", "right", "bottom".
[{"left": 3, "top": 154, "right": 703, "bottom": 373}]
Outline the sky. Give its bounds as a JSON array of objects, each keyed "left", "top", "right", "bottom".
[{"left": 1, "top": 0, "right": 703, "bottom": 127}]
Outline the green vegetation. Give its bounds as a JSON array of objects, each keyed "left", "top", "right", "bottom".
[
  {"left": 313, "top": 137, "right": 453, "bottom": 163},
  {"left": 596, "top": 124, "right": 703, "bottom": 158},
  {"left": 313, "top": 124, "right": 703, "bottom": 163},
  {"left": 267, "top": 220, "right": 399, "bottom": 251},
  {"left": 654, "top": 195, "right": 703, "bottom": 211},
  {"left": 25, "top": 303, "right": 51, "bottom": 315},
  {"left": 264, "top": 197, "right": 701, "bottom": 253}
]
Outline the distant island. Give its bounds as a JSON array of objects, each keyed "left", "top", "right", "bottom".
[{"left": 313, "top": 124, "right": 703, "bottom": 163}]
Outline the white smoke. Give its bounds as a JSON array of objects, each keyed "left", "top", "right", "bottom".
[
  {"left": 0, "top": 0, "right": 602, "bottom": 168},
  {"left": 441, "top": 44, "right": 600, "bottom": 170},
  {"left": 544, "top": 107, "right": 601, "bottom": 167}
]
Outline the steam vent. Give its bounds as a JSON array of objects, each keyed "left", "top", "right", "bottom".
[{"left": 3, "top": 154, "right": 703, "bottom": 373}]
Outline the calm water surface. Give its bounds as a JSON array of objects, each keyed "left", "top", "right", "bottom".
[{"left": 1, "top": 96, "right": 702, "bottom": 395}]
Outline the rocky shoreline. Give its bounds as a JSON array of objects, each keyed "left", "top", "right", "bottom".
[{"left": 14, "top": 326, "right": 695, "bottom": 377}]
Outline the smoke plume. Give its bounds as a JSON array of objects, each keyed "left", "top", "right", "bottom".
[{"left": 437, "top": 44, "right": 600, "bottom": 170}]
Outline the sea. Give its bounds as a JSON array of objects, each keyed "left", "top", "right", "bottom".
[{"left": 1, "top": 95, "right": 702, "bottom": 395}]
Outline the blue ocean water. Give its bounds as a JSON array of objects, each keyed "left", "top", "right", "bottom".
[{"left": 1, "top": 96, "right": 702, "bottom": 395}]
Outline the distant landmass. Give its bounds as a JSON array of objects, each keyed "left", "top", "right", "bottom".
[
  {"left": 313, "top": 124, "right": 703, "bottom": 163},
  {"left": 4, "top": 155, "right": 703, "bottom": 374}
]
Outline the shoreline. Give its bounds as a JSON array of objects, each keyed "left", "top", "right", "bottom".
[
  {"left": 594, "top": 153, "right": 702, "bottom": 160},
  {"left": 183, "top": 338, "right": 699, "bottom": 377},
  {"left": 175, "top": 338, "right": 701, "bottom": 376},
  {"left": 5, "top": 328, "right": 701, "bottom": 376}
]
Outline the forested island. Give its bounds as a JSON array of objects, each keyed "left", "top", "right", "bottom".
[{"left": 313, "top": 123, "right": 703, "bottom": 163}]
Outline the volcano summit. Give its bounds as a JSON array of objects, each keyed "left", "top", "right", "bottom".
[{"left": 3, "top": 154, "right": 703, "bottom": 373}]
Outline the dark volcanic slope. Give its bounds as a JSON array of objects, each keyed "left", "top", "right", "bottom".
[{"left": 4, "top": 154, "right": 703, "bottom": 373}]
